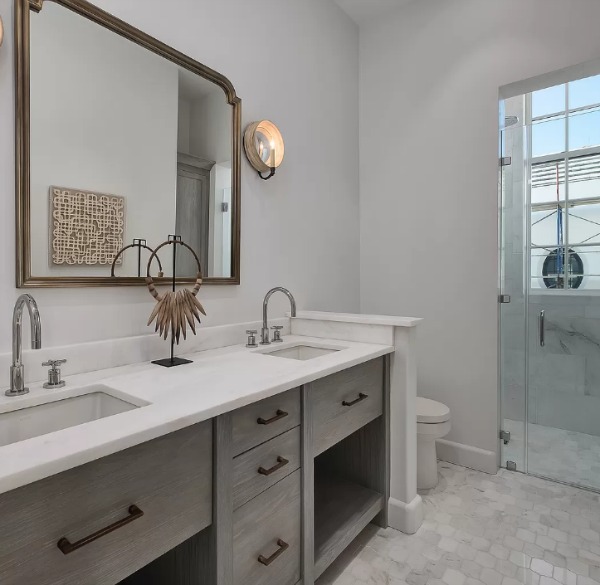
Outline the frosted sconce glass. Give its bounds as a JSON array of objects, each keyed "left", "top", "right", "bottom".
[{"left": 243, "top": 120, "right": 284, "bottom": 180}]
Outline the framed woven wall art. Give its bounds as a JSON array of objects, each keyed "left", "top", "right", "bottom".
[{"left": 50, "top": 186, "right": 125, "bottom": 266}]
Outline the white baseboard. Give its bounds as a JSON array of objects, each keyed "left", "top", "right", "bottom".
[
  {"left": 388, "top": 495, "right": 423, "bottom": 535},
  {"left": 436, "top": 439, "right": 498, "bottom": 475}
]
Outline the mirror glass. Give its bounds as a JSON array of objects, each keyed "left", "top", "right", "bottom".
[{"left": 28, "top": 2, "right": 236, "bottom": 281}]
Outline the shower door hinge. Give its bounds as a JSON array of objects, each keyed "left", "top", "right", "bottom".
[
  {"left": 499, "top": 430, "right": 511, "bottom": 444},
  {"left": 500, "top": 156, "right": 512, "bottom": 167},
  {"left": 506, "top": 460, "right": 517, "bottom": 472},
  {"left": 499, "top": 294, "right": 511, "bottom": 304}
]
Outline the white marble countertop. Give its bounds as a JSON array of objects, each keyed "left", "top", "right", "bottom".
[
  {"left": 0, "top": 335, "right": 393, "bottom": 496},
  {"left": 292, "top": 311, "right": 422, "bottom": 328}
]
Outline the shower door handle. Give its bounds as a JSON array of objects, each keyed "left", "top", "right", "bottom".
[{"left": 539, "top": 310, "right": 545, "bottom": 347}]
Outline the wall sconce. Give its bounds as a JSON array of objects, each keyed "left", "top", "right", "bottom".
[
  {"left": 0, "top": 15, "right": 4, "bottom": 48},
  {"left": 243, "top": 120, "right": 284, "bottom": 180}
]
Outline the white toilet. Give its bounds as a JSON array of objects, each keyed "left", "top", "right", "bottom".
[{"left": 416, "top": 397, "right": 451, "bottom": 490}]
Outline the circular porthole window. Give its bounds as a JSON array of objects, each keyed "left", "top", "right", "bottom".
[{"left": 542, "top": 248, "right": 584, "bottom": 289}]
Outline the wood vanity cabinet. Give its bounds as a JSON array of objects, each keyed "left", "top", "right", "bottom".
[
  {"left": 309, "top": 357, "right": 389, "bottom": 581},
  {"left": 214, "top": 358, "right": 388, "bottom": 585},
  {"left": 231, "top": 388, "right": 302, "bottom": 585},
  {"left": 0, "top": 421, "right": 213, "bottom": 585},
  {"left": 0, "top": 356, "right": 389, "bottom": 585}
]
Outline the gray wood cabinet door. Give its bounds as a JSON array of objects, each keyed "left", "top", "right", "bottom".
[
  {"left": 312, "top": 358, "right": 384, "bottom": 455},
  {"left": 233, "top": 426, "right": 301, "bottom": 509},
  {"left": 231, "top": 388, "right": 301, "bottom": 456},
  {"left": 0, "top": 422, "right": 212, "bottom": 585},
  {"left": 233, "top": 470, "right": 302, "bottom": 585}
]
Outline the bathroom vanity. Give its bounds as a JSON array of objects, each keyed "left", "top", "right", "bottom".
[
  {"left": 0, "top": 312, "right": 422, "bottom": 585},
  {"left": 4, "top": 2, "right": 423, "bottom": 581}
]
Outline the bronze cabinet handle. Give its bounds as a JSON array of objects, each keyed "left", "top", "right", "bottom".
[
  {"left": 257, "top": 409, "right": 288, "bottom": 425},
  {"left": 258, "top": 456, "right": 289, "bottom": 476},
  {"left": 57, "top": 505, "right": 144, "bottom": 555},
  {"left": 258, "top": 539, "right": 289, "bottom": 566},
  {"left": 342, "top": 393, "right": 368, "bottom": 407}
]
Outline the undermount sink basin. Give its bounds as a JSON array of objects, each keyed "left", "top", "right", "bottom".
[
  {"left": 0, "top": 385, "right": 146, "bottom": 447},
  {"left": 258, "top": 343, "right": 343, "bottom": 361}
]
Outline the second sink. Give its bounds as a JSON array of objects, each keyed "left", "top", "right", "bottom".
[{"left": 258, "top": 343, "right": 342, "bottom": 361}]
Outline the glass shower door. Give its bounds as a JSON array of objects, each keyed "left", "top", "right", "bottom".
[
  {"left": 499, "top": 120, "right": 528, "bottom": 473},
  {"left": 525, "top": 295, "right": 600, "bottom": 488},
  {"left": 500, "top": 80, "right": 600, "bottom": 491}
]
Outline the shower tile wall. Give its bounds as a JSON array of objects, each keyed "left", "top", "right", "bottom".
[{"left": 529, "top": 295, "right": 600, "bottom": 436}]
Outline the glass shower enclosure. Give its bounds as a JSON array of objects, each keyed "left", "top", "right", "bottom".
[{"left": 500, "top": 74, "right": 600, "bottom": 491}]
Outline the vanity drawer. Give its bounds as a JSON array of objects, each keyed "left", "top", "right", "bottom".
[
  {"left": 233, "top": 426, "right": 301, "bottom": 509},
  {"left": 233, "top": 470, "right": 301, "bottom": 585},
  {"left": 232, "top": 388, "right": 300, "bottom": 456},
  {"left": 313, "top": 358, "right": 384, "bottom": 455},
  {"left": 0, "top": 422, "right": 212, "bottom": 585}
]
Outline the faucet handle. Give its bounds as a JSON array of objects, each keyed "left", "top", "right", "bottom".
[
  {"left": 42, "top": 359, "right": 67, "bottom": 368},
  {"left": 271, "top": 325, "right": 284, "bottom": 343},
  {"left": 246, "top": 330, "right": 258, "bottom": 348},
  {"left": 42, "top": 359, "right": 66, "bottom": 389}
]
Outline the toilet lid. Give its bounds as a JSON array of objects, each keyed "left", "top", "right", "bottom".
[{"left": 416, "top": 397, "right": 450, "bottom": 423}]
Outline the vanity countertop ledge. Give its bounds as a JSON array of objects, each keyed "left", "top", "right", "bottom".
[{"left": 0, "top": 331, "right": 395, "bottom": 496}]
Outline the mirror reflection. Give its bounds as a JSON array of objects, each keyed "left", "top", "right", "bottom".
[{"left": 29, "top": 2, "right": 234, "bottom": 280}]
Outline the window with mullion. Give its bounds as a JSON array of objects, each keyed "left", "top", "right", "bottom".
[{"left": 529, "top": 74, "right": 600, "bottom": 290}]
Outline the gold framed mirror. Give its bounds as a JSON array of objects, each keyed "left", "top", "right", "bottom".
[{"left": 15, "top": 0, "right": 241, "bottom": 287}]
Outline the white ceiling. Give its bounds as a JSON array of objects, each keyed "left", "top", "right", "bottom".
[{"left": 333, "top": 0, "right": 416, "bottom": 24}]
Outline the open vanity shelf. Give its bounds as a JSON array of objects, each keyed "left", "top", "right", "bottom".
[
  {"left": 314, "top": 475, "right": 383, "bottom": 579},
  {"left": 312, "top": 405, "right": 389, "bottom": 581}
]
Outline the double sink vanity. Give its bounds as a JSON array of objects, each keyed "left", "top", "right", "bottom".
[
  {"left": 4, "top": 1, "right": 423, "bottom": 583},
  {"left": 0, "top": 311, "right": 422, "bottom": 585}
]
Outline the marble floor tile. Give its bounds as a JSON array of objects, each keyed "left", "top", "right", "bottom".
[
  {"left": 317, "top": 463, "right": 600, "bottom": 585},
  {"left": 503, "top": 420, "right": 600, "bottom": 491}
]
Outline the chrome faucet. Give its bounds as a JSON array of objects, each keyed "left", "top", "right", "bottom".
[
  {"left": 7, "top": 294, "right": 42, "bottom": 397},
  {"left": 261, "top": 287, "right": 296, "bottom": 345}
]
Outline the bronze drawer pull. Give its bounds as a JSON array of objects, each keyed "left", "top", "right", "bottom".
[
  {"left": 342, "top": 393, "right": 368, "bottom": 407},
  {"left": 258, "top": 456, "right": 289, "bottom": 476},
  {"left": 257, "top": 409, "right": 288, "bottom": 425},
  {"left": 57, "top": 505, "right": 144, "bottom": 555},
  {"left": 258, "top": 538, "right": 289, "bottom": 566}
]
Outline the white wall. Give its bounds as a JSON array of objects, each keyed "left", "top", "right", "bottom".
[
  {"left": 189, "top": 90, "right": 232, "bottom": 165},
  {"left": 0, "top": 0, "right": 359, "bottom": 352},
  {"left": 29, "top": 3, "right": 178, "bottom": 278},
  {"left": 359, "top": 0, "right": 600, "bottom": 466},
  {"left": 187, "top": 89, "right": 233, "bottom": 277},
  {"left": 177, "top": 99, "right": 191, "bottom": 154}
]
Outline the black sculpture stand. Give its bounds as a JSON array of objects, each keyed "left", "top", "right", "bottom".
[{"left": 152, "top": 356, "right": 192, "bottom": 368}]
